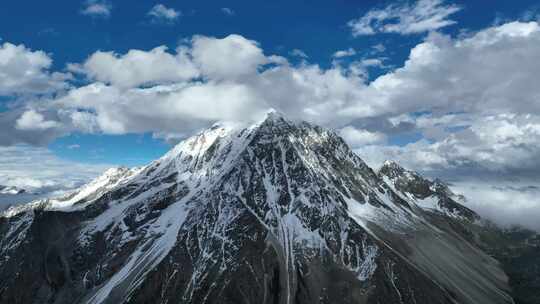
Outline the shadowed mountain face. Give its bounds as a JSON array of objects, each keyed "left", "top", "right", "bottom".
[{"left": 0, "top": 112, "right": 518, "bottom": 304}]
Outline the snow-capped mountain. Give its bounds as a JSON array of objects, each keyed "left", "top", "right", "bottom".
[{"left": 0, "top": 112, "right": 516, "bottom": 304}]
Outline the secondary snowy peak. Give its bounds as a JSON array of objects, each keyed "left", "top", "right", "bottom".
[
  {"left": 46, "top": 166, "right": 139, "bottom": 211},
  {"left": 378, "top": 159, "right": 478, "bottom": 220}
]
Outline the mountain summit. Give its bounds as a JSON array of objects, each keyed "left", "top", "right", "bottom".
[{"left": 0, "top": 114, "right": 514, "bottom": 304}]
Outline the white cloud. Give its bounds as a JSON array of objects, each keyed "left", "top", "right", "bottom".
[
  {"left": 356, "top": 113, "right": 540, "bottom": 178},
  {"left": 289, "top": 49, "right": 308, "bottom": 58},
  {"left": 68, "top": 144, "right": 81, "bottom": 149},
  {"left": 81, "top": 0, "right": 111, "bottom": 18},
  {"left": 332, "top": 48, "right": 356, "bottom": 58},
  {"left": 5, "top": 21, "right": 540, "bottom": 181},
  {"left": 348, "top": 0, "right": 461, "bottom": 36},
  {"left": 343, "top": 58, "right": 385, "bottom": 79},
  {"left": 148, "top": 4, "right": 180, "bottom": 23},
  {"left": 15, "top": 109, "right": 60, "bottom": 130},
  {"left": 221, "top": 7, "right": 235, "bottom": 16},
  {"left": 340, "top": 21, "right": 540, "bottom": 119},
  {"left": 339, "top": 126, "right": 386, "bottom": 147},
  {"left": 0, "top": 42, "right": 69, "bottom": 95},
  {"left": 71, "top": 46, "right": 198, "bottom": 88},
  {"left": 372, "top": 43, "right": 386, "bottom": 53},
  {"left": 452, "top": 181, "right": 540, "bottom": 231},
  {"left": 191, "top": 34, "right": 273, "bottom": 80},
  {"left": 52, "top": 81, "right": 264, "bottom": 135},
  {"left": 360, "top": 58, "right": 384, "bottom": 67}
]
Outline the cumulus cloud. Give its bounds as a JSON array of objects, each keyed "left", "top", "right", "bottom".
[
  {"left": 147, "top": 4, "right": 180, "bottom": 24},
  {"left": 4, "top": 21, "right": 540, "bottom": 148},
  {"left": 15, "top": 109, "right": 60, "bottom": 130},
  {"left": 340, "top": 21, "right": 540, "bottom": 118},
  {"left": 1, "top": 21, "right": 539, "bottom": 149},
  {"left": 81, "top": 0, "right": 111, "bottom": 18},
  {"left": 348, "top": 0, "right": 461, "bottom": 36},
  {"left": 52, "top": 81, "right": 264, "bottom": 136},
  {"left": 190, "top": 34, "right": 274, "bottom": 80},
  {"left": 339, "top": 126, "right": 386, "bottom": 147},
  {"left": 0, "top": 42, "right": 70, "bottom": 95},
  {"left": 69, "top": 46, "right": 198, "bottom": 88}
]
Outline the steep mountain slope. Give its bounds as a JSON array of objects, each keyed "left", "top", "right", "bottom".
[
  {"left": 378, "top": 161, "right": 540, "bottom": 304},
  {"left": 0, "top": 112, "right": 514, "bottom": 304},
  {"left": 476, "top": 225, "right": 540, "bottom": 304}
]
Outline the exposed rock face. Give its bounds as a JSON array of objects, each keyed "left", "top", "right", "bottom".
[{"left": 0, "top": 112, "right": 515, "bottom": 304}]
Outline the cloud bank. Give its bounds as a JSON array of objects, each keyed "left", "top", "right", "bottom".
[{"left": 0, "top": 145, "right": 110, "bottom": 192}]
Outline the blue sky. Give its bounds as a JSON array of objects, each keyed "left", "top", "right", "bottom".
[
  {"left": 2, "top": 0, "right": 536, "bottom": 71},
  {"left": 1, "top": 0, "right": 540, "bottom": 229}
]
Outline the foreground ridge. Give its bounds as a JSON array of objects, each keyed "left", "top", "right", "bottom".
[{"left": 0, "top": 113, "right": 514, "bottom": 304}]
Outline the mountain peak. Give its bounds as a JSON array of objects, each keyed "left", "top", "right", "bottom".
[
  {"left": 0, "top": 112, "right": 511, "bottom": 304},
  {"left": 262, "top": 107, "right": 282, "bottom": 118},
  {"left": 258, "top": 108, "right": 291, "bottom": 126}
]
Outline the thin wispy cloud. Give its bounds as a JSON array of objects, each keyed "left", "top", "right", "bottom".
[
  {"left": 289, "top": 48, "right": 308, "bottom": 58},
  {"left": 332, "top": 48, "right": 356, "bottom": 58},
  {"left": 371, "top": 43, "right": 386, "bottom": 53},
  {"left": 81, "top": 0, "right": 112, "bottom": 18},
  {"left": 348, "top": 0, "right": 461, "bottom": 36},
  {"left": 221, "top": 7, "right": 235, "bottom": 16}
]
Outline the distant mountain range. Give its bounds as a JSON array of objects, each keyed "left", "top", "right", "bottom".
[
  {"left": 0, "top": 185, "right": 27, "bottom": 195},
  {"left": 0, "top": 185, "right": 42, "bottom": 212},
  {"left": 0, "top": 112, "right": 538, "bottom": 304}
]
